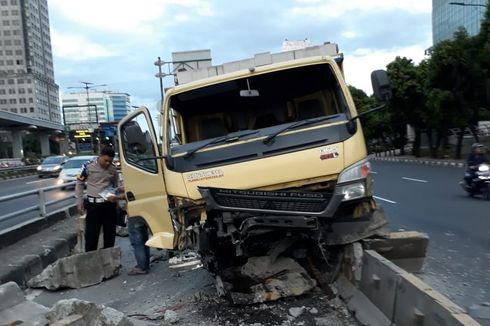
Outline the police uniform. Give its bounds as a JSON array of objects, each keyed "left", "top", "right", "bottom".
[{"left": 75, "top": 159, "right": 119, "bottom": 252}]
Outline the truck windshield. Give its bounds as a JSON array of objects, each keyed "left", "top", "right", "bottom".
[{"left": 169, "top": 63, "right": 348, "bottom": 146}]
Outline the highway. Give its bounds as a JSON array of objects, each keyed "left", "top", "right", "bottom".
[
  {"left": 372, "top": 160, "right": 490, "bottom": 311},
  {"left": 0, "top": 175, "right": 76, "bottom": 230},
  {"left": 4, "top": 161, "right": 489, "bottom": 316}
]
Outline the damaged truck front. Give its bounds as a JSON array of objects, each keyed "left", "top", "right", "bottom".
[{"left": 117, "top": 48, "right": 390, "bottom": 276}]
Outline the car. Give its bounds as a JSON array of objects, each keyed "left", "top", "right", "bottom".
[
  {"left": 37, "top": 155, "right": 68, "bottom": 178},
  {"left": 57, "top": 155, "right": 97, "bottom": 189}
]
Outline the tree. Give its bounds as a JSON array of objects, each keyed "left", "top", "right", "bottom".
[
  {"left": 427, "top": 28, "right": 485, "bottom": 158},
  {"left": 348, "top": 85, "right": 392, "bottom": 153},
  {"left": 385, "top": 57, "right": 429, "bottom": 156}
]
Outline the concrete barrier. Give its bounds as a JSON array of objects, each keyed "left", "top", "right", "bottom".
[{"left": 337, "top": 250, "right": 480, "bottom": 325}]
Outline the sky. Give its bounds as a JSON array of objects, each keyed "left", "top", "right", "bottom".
[{"left": 47, "top": 0, "right": 433, "bottom": 115}]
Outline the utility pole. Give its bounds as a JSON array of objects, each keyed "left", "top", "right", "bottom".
[
  {"left": 154, "top": 57, "right": 166, "bottom": 113},
  {"left": 67, "top": 81, "right": 107, "bottom": 123}
]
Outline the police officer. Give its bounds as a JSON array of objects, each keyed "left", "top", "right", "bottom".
[{"left": 75, "top": 147, "right": 124, "bottom": 252}]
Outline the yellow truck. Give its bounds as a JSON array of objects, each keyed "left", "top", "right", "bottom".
[{"left": 117, "top": 43, "right": 391, "bottom": 272}]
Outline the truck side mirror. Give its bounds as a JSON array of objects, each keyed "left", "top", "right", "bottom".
[{"left": 371, "top": 70, "right": 392, "bottom": 103}]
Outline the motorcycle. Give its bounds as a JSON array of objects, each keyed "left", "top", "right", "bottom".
[{"left": 460, "top": 163, "right": 490, "bottom": 200}]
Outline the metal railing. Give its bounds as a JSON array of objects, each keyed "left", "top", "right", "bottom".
[{"left": 0, "top": 181, "right": 76, "bottom": 224}]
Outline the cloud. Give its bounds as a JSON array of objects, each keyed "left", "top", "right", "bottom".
[
  {"left": 51, "top": 30, "right": 115, "bottom": 61},
  {"left": 48, "top": 0, "right": 212, "bottom": 35},
  {"left": 344, "top": 44, "right": 429, "bottom": 95},
  {"left": 289, "top": 0, "right": 431, "bottom": 18}
]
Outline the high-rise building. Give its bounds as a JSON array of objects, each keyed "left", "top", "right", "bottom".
[
  {"left": 61, "top": 91, "right": 131, "bottom": 127},
  {"left": 432, "top": 0, "right": 486, "bottom": 45},
  {"left": 0, "top": 0, "right": 60, "bottom": 123}
]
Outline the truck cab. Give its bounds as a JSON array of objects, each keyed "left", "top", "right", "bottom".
[{"left": 118, "top": 45, "right": 388, "bottom": 271}]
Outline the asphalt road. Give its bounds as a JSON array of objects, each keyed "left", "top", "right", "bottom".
[
  {"left": 12, "top": 161, "right": 490, "bottom": 324},
  {"left": 0, "top": 175, "right": 76, "bottom": 230},
  {"left": 371, "top": 160, "right": 490, "bottom": 313}
]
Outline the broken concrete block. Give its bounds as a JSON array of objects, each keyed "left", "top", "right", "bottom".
[
  {"left": 227, "top": 256, "right": 317, "bottom": 304},
  {"left": 231, "top": 270, "right": 316, "bottom": 304},
  {"left": 0, "top": 281, "right": 49, "bottom": 325},
  {"left": 46, "top": 298, "right": 133, "bottom": 326},
  {"left": 362, "top": 231, "right": 429, "bottom": 272},
  {"left": 241, "top": 256, "right": 305, "bottom": 281},
  {"left": 27, "top": 247, "right": 121, "bottom": 290}
]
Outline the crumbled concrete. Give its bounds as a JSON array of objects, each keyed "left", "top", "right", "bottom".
[
  {"left": 241, "top": 256, "right": 306, "bottom": 281},
  {"left": 288, "top": 306, "right": 306, "bottom": 318},
  {"left": 27, "top": 247, "right": 121, "bottom": 290},
  {"left": 230, "top": 270, "right": 316, "bottom": 304},
  {"left": 46, "top": 298, "right": 133, "bottom": 325},
  {"left": 0, "top": 281, "right": 49, "bottom": 325},
  {"left": 227, "top": 256, "right": 317, "bottom": 304},
  {"left": 164, "top": 309, "right": 179, "bottom": 324}
]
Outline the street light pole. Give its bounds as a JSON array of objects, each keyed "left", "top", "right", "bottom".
[
  {"left": 67, "top": 81, "right": 107, "bottom": 124},
  {"left": 154, "top": 57, "right": 166, "bottom": 112}
]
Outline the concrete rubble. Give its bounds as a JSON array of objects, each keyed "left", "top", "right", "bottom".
[
  {"left": 0, "top": 281, "right": 49, "bottom": 325},
  {"left": 0, "top": 282, "right": 134, "bottom": 325},
  {"left": 46, "top": 298, "right": 133, "bottom": 326},
  {"left": 27, "top": 247, "right": 121, "bottom": 290},
  {"left": 228, "top": 256, "right": 317, "bottom": 304}
]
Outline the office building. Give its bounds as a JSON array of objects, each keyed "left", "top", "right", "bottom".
[
  {"left": 433, "top": 0, "right": 486, "bottom": 44},
  {"left": 0, "top": 0, "right": 60, "bottom": 123},
  {"left": 61, "top": 91, "right": 131, "bottom": 127}
]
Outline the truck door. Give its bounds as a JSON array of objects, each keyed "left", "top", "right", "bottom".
[{"left": 118, "top": 107, "right": 174, "bottom": 249}]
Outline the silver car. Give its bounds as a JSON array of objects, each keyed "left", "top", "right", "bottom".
[
  {"left": 57, "top": 155, "right": 97, "bottom": 189},
  {"left": 37, "top": 155, "right": 68, "bottom": 178}
]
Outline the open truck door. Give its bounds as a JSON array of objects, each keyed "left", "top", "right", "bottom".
[{"left": 118, "top": 107, "right": 174, "bottom": 249}]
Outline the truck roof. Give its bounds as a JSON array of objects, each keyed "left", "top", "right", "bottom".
[{"left": 174, "top": 42, "right": 343, "bottom": 85}]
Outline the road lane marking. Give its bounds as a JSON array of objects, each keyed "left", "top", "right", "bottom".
[
  {"left": 370, "top": 171, "right": 378, "bottom": 174},
  {"left": 402, "top": 177, "right": 428, "bottom": 183},
  {"left": 374, "top": 196, "right": 397, "bottom": 204}
]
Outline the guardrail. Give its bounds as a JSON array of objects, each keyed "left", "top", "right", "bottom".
[{"left": 0, "top": 181, "right": 76, "bottom": 224}]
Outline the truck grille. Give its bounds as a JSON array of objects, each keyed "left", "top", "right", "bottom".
[{"left": 204, "top": 187, "right": 332, "bottom": 214}]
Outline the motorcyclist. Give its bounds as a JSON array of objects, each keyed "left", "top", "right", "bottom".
[{"left": 465, "top": 143, "right": 487, "bottom": 186}]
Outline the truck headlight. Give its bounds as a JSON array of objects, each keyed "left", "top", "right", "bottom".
[
  {"left": 340, "top": 183, "right": 366, "bottom": 200},
  {"left": 336, "top": 159, "right": 372, "bottom": 201},
  {"left": 36, "top": 166, "right": 42, "bottom": 171},
  {"left": 337, "top": 159, "right": 370, "bottom": 183}
]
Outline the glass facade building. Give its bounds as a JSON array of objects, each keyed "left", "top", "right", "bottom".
[
  {"left": 433, "top": 0, "right": 486, "bottom": 44},
  {"left": 61, "top": 91, "right": 131, "bottom": 127}
]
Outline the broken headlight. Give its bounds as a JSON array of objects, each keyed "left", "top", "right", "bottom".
[{"left": 335, "top": 159, "right": 371, "bottom": 201}]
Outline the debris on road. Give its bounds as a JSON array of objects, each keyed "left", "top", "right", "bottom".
[
  {"left": 46, "top": 298, "right": 133, "bottom": 325},
  {"left": 27, "top": 247, "right": 121, "bottom": 290}
]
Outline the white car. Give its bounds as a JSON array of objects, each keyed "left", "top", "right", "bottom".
[{"left": 57, "top": 155, "right": 97, "bottom": 189}]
